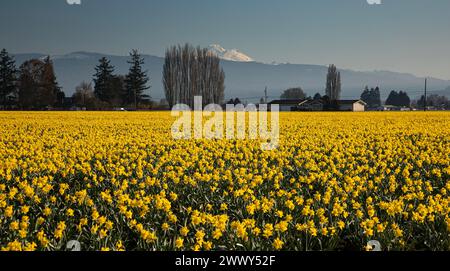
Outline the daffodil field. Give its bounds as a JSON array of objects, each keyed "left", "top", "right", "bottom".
[{"left": 1, "top": 111, "right": 450, "bottom": 251}]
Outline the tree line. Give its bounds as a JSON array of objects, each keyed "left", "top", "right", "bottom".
[
  {"left": 0, "top": 49, "right": 151, "bottom": 110},
  {"left": 1, "top": 44, "right": 225, "bottom": 110},
  {"left": 275, "top": 65, "right": 341, "bottom": 101},
  {"left": 415, "top": 94, "right": 450, "bottom": 110},
  {"left": 275, "top": 64, "right": 449, "bottom": 110},
  {"left": 87, "top": 50, "right": 151, "bottom": 109},
  {"left": 3, "top": 46, "right": 449, "bottom": 111},
  {"left": 0, "top": 49, "right": 64, "bottom": 110},
  {"left": 276, "top": 81, "right": 450, "bottom": 110}
]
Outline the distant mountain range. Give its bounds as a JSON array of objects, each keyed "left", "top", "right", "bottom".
[{"left": 13, "top": 50, "right": 450, "bottom": 102}]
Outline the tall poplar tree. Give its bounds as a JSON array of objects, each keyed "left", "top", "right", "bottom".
[
  {"left": 163, "top": 43, "right": 225, "bottom": 108},
  {"left": 325, "top": 64, "right": 341, "bottom": 101}
]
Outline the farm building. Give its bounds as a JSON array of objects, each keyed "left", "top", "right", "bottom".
[
  {"left": 337, "top": 100, "right": 367, "bottom": 112},
  {"left": 269, "top": 99, "right": 367, "bottom": 112},
  {"left": 382, "top": 105, "right": 412, "bottom": 111},
  {"left": 268, "top": 99, "right": 306, "bottom": 112},
  {"left": 298, "top": 99, "right": 325, "bottom": 111}
]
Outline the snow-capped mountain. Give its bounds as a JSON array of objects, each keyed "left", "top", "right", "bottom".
[{"left": 208, "top": 44, "right": 254, "bottom": 62}]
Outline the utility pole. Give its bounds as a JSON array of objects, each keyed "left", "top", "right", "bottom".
[
  {"left": 264, "top": 86, "right": 268, "bottom": 103},
  {"left": 424, "top": 78, "right": 427, "bottom": 111}
]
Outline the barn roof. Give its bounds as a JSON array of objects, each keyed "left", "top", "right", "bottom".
[
  {"left": 337, "top": 100, "right": 367, "bottom": 105},
  {"left": 268, "top": 99, "right": 307, "bottom": 105}
]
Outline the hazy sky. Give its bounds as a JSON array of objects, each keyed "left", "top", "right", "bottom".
[{"left": 1, "top": 0, "right": 449, "bottom": 79}]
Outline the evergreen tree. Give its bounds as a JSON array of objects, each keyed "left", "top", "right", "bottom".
[
  {"left": 313, "top": 93, "right": 322, "bottom": 100},
  {"left": 373, "top": 87, "right": 381, "bottom": 107},
  {"left": 125, "top": 50, "right": 150, "bottom": 108},
  {"left": 93, "top": 57, "right": 115, "bottom": 102},
  {"left": 109, "top": 75, "right": 126, "bottom": 107},
  {"left": 0, "top": 49, "right": 18, "bottom": 107},
  {"left": 385, "top": 90, "right": 411, "bottom": 107},
  {"left": 360, "top": 86, "right": 370, "bottom": 103},
  {"left": 385, "top": 90, "right": 399, "bottom": 106},
  {"left": 360, "top": 86, "right": 381, "bottom": 108},
  {"left": 226, "top": 98, "right": 242, "bottom": 105},
  {"left": 398, "top": 91, "right": 411, "bottom": 107}
]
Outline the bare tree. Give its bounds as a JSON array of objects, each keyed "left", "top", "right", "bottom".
[
  {"left": 326, "top": 64, "right": 341, "bottom": 101},
  {"left": 18, "top": 57, "right": 63, "bottom": 109},
  {"left": 163, "top": 43, "right": 225, "bottom": 108},
  {"left": 73, "top": 81, "right": 94, "bottom": 107}
]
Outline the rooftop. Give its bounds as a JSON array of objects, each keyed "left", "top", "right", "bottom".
[
  {"left": 337, "top": 100, "right": 367, "bottom": 105},
  {"left": 268, "top": 99, "right": 307, "bottom": 105}
]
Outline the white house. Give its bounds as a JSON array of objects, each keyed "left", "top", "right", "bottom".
[{"left": 337, "top": 100, "right": 367, "bottom": 112}]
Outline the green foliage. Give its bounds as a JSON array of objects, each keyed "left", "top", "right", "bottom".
[
  {"left": 93, "top": 57, "right": 115, "bottom": 103},
  {"left": 385, "top": 90, "right": 411, "bottom": 107},
  {"left": 125, "top": 50, "right": 150, "bottom": 108},
  {"left": 280, "top": 87, "right": 306, "bottom": 100},
  {"left": 313, "top": 93, "right": 322, "bottom": 100},
  {"left": 0, "top": 49, "right": 18, "bottom": 107},
  {"left": 360, "top": 86, "right": 381, "bottom": 108}
]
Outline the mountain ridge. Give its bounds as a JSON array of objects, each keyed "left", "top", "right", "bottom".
[{"left": 11, "top": 51, "right": 450, "bottom": 102}]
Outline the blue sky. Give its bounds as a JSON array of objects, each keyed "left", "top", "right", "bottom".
[{"left": 1, "top": 0, "right": 449, "bottom": 79}]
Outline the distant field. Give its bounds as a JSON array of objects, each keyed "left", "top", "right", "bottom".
[{"left": 0, "top": 112, "right": 449, "bottom": 251}]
